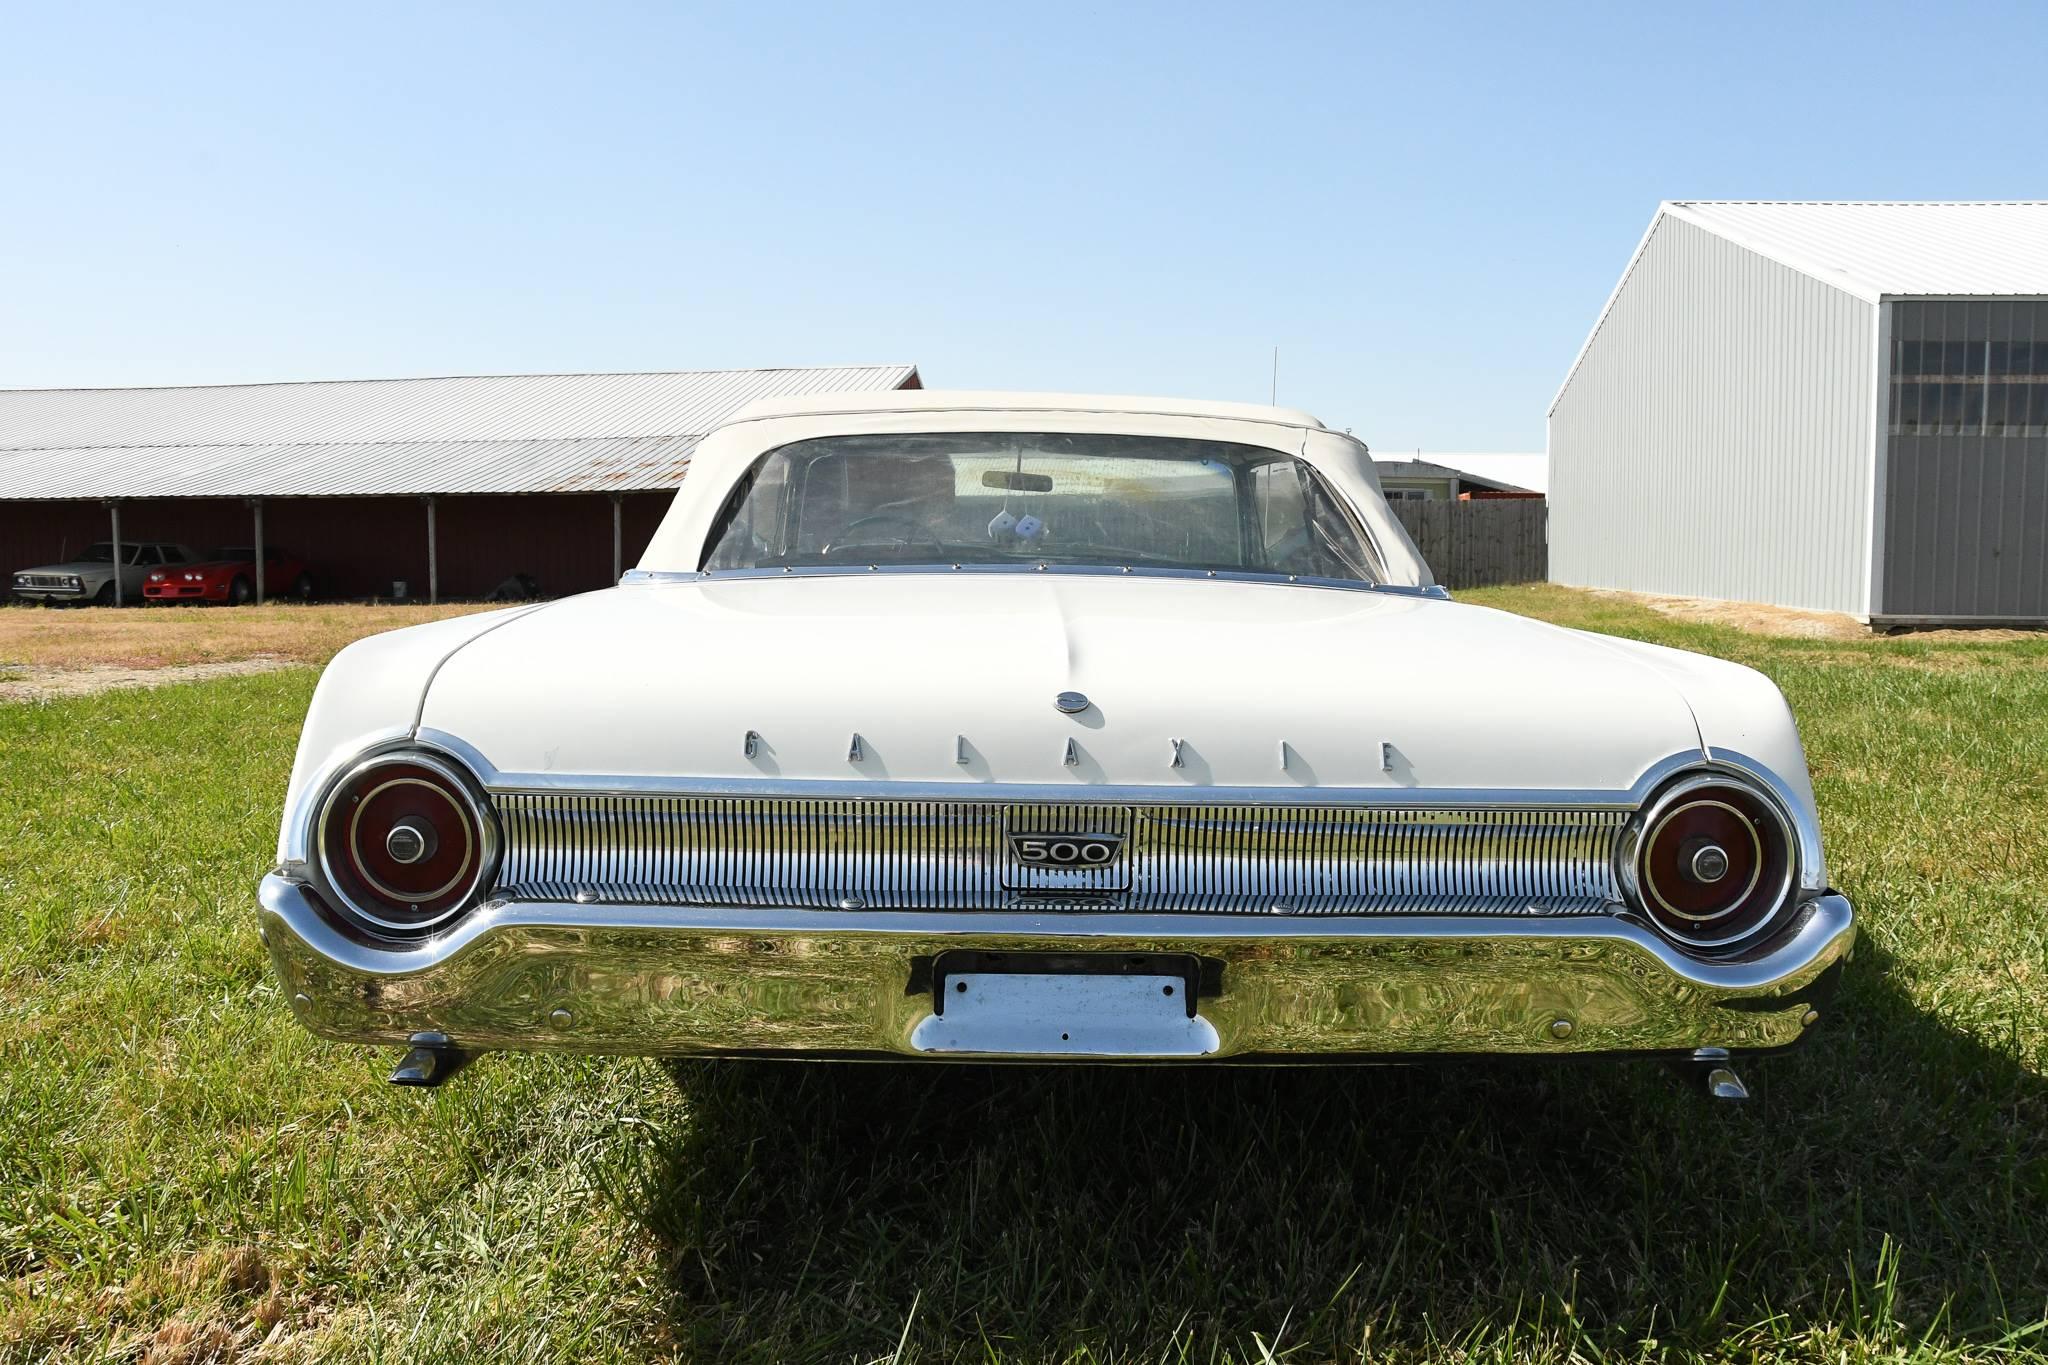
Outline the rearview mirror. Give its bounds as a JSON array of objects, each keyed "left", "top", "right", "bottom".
[{"left": 981, "top": 470, "right": 1055, "bottom": 493}]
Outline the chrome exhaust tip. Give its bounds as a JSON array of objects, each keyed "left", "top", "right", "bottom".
[{"left": 389, "top": 1031, "right": 472, "bottom": 1087}]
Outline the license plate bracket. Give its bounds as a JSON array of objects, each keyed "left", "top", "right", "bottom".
[{"left": 910, "top": 951, "right": 1219, "bottom": 1057}]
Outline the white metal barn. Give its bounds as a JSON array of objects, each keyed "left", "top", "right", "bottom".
[{"left": 1549, "top": 201, "right": 2048, "bottom": 627}]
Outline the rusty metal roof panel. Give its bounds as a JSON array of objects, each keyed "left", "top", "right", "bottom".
[{"left": 0, "top": 365, "right": 918, "bottom": 499}]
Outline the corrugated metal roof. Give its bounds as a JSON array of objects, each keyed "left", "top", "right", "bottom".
[
  {"left": 1552, "top": 201, "right": 2048, "bottom": 414},
  {"left": 0, "top": 365, "right": 919, "bottom": 500},
  {"left": 1667, "top": 201, "right": 2048, "bottom": 300}
]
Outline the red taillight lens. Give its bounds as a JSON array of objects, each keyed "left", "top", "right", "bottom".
[
  {"left": 1630, "top": 774, "right": 1794, "bottom": 950},
  {"left": 317, "top": 752, "right": 495, "bottom": 934}
]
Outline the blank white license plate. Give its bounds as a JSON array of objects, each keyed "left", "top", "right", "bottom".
[{"left": 910, "top": 972, "right": 1220, "bottom": 1058}]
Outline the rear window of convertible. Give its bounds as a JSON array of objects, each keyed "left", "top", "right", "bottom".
[{"left": 700, "top": 433, "right": 1383, "bottom": 584}]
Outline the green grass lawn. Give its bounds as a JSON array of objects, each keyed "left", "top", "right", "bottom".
[{"left": 4, "top": 586, "right": 2046, "bottom": 1363}]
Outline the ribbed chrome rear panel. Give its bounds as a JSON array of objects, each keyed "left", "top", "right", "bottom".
[{"left": 492, "top": 794, "right": 1627, "bottom": 915}]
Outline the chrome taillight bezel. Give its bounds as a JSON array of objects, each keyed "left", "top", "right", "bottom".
[
  {"left": 313, "top": 748, "right": 500, "bottom": 937},
  {"left": 1618, "top": 769, "right": 1799, "bottom": 952}
]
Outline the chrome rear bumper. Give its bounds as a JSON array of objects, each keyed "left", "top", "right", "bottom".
[{"left": 257, "top": 874, "right": 1853, "bottom": 1061}]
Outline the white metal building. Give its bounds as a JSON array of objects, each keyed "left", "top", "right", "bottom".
[{"left": 1549, "top": 201, "right": 2048, "bottom": 626}]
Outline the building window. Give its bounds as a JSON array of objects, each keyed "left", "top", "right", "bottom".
[
  {"left": 1890, "top": 300, "right": 2048, "bottom": 437},
  {"left": 1384, "top": 487, "right": 1431, "bottom": 501}
]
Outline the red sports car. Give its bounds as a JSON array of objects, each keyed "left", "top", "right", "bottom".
[{"left": 145, "top": 546, "right": 316, "bottom": 604}]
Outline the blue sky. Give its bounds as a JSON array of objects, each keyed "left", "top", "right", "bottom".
[{"left": 4, "top": 1, "right": 2043, "bottom": 451}]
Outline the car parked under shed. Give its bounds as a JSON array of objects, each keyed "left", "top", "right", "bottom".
[{"left": 0, "top": 364, "right": 922, "bottom": 603}]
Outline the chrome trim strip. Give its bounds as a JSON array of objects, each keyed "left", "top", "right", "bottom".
[
  {"left": 258, "top": 874, "right": 1855, "bottom": 1059},
  {"left": 487, "top": 773, "right": 1653, "bottom": 807},
  {"left": 488, "top": 795, "right": 1627, "bottom": 914},
  {"left": 288, "top": 742, "right": 1830, "bottom": 931},
  {"left": 620, "top": 563, "right": 1449, "bottom": 598},
  {"left": 1360, "top": 583, "right": 1453, "bottom": 600}
]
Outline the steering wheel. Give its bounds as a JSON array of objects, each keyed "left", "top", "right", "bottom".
[{"left": 822, "top": 510, "right": 922, "bottom": 554}]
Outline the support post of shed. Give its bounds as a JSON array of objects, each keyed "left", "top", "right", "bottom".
[
  {"left": 425, "top": 496, "right": 439, "bottom": 604},
  {"left": 251, "top": 498, "right": 266, "bottom": 605},
  {"left": 610, "top": 493, "right": 623, "bottom": 583},
  {"left": 108, "top": 501, "right": 123, "bottom": 607}
]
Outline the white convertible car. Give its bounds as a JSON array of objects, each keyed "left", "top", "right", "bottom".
[{"left": 258, "top": 391, "right": 1853, "bottom": 1096}]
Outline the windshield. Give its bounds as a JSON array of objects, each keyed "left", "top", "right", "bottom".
[
  {"left": 701, "top": 433, "right": 1383, "bottom": 583},
  {"left": 78, "top": 542, "right": 115, "bottom": 563}
]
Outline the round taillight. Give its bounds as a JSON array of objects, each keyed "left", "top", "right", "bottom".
[
  {"left": 316, "top": 751, "right": 496, "bottom": 934},
  {"left": 1627, "top": 773, "right": 1795, "bottom": 950}
]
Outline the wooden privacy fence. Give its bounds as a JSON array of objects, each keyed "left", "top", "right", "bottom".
[{"left": 1389, "top": 499, "right": 1547, "bottom": 589}]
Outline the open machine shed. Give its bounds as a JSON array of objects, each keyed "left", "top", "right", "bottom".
[
  {"left": 0, "top": 364, "right": 921, "bottom": 602},
  {"left": 1550, "top": 201, "right": 2048, "bottom": 627}
]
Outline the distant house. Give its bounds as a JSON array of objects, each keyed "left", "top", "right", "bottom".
[
  {"left": 1375, "top": 455, "right": 1542, "bottom": 501},
  {"left": 1550, "top": 200, "right": 2048, "bottom": 626}
]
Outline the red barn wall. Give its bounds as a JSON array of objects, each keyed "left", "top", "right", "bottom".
[{"left": 0, "top": 500, "right": 109, "bottom": 572}]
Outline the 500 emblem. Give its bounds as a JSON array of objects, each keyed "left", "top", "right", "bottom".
[{"left": 1009, "top": 834, "right": 1124, "bottom": 868}]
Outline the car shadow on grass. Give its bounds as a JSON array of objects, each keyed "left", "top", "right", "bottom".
[{"left": 610, "top": 942, "right": 2048, "bottom": 1362}]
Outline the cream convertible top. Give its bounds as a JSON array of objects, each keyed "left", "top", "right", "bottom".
[{"left": 634, "top": 390, "right": 1434, "bottom": 586}]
